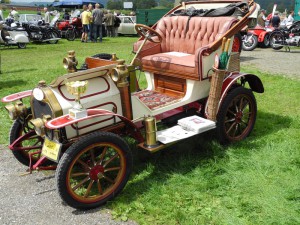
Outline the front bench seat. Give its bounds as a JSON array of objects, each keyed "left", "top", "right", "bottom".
[{"left": 134, "top": 16, "right": 238, "bottom": 80}]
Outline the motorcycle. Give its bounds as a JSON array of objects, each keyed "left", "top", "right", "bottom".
[
  {"left": 248, "top": 25, "right": 274, "bottom": 48},
  {"left": 241, "top": 30, "right": 258, "bottom": 51},
  {"left": 0, "top": 20, "right": 29, "bottom": 49},
  {"left": 269, "top": 21, "right": 300, "bottom": 51},
  {"left": 21, "top": 13, "right": 61, "bottom": 44}
]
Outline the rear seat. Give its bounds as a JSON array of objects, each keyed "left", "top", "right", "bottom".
[{"left": 134, "top": 16, "right": 237, "bottom": 80}]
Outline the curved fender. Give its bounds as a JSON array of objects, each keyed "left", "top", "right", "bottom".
[
  {"left": 205, "top": 73, "right": 264, "bottom": 117},
  {"left": 14, "top": 33, "right": 30, "bottom": 43},
  {"left": 46, "top": 109, "right": 144, "bottom": 143},
  {"left": 1, "top": 90, "right": 32, "bottom": 103},
  {"left": 258, "top": 31, "right": 267, "bottom": 43}
]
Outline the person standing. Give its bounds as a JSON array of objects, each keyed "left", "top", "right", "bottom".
[
  {"left": 257, "top": 9, "right": 266, "bottom": 27},
  {"left": 271, "top": 11, "right": 281, "bottom": 28},
  {"left": 286, "top": 10, "right": 295, "bottom": 27},
  {"left": 88, "top": 4, "right": 94, "bottom": 41},
  {"left": 80, "top": 5, "right": 91, "bottom": 43},
  {"left": 44, "top": 7, "right": 50, "bottom": 24},
  {"left": 92, "top": 3, "right": 104, "bottom": 42},
  {"left": 9, "top": 7, "right": 19, "bottom": 22},
  {"left": 104, "top": 10, "right": 115, "bottom": 37},
  {"left": 114, "top": 14, "right": 121, "bottom": 37}
]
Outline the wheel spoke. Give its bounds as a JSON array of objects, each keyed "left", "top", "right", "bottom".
[
  {"left": 71, "top": 172, "right": 89, "bottom": 177},
  {"left": 72, "top": 176, "right": 90, "bottom": 191},
  {"left": 228, "top": 109, "right": 236, "bottom": 116},
  {"left": 77, "top": 159, "right": 91, "bottom": 170},
  {"left": 84, "top": 180, "right": 95, "bottom": 198},
  {"left": 104, "top": 166, "right": 121, "bottom": 172},
  {"left": 96, "top": 146, "right": 107, "bottom": 165},
  {"left": 97, "top": 179, "right": 103, "bottom": 195},
  {"left": 90, "top": 149, "right": 96, "bottom": 166},
  {"left": 227, "top": 122, "right": 237, "bottom": 134},
  {"left": 225, "top": 118, "right": 235, "bottom": 123},
  {"left": 103, "top": 175, "right": 115, "bottom": 184},
  {"left": 233, "top": 123, "right": 239, "bottom": 137},
  {"left": 103, "top": 154, "right": 118, "bottom": 168}
]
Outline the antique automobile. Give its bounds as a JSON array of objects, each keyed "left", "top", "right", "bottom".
[
  {"left": 117, "top": 16, "right": 137, "bottom": 35},
  {"left": 2, "top": 0, "right": 263, "bottom": 209}
]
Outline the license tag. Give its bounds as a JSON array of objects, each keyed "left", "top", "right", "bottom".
[{"left": 42, "top": 138, "right": 62, "bottom": 162}]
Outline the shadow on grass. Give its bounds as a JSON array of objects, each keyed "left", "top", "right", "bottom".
[
  {"left": 2, "top": 68, "right": 37, "bottom": 75},
  {"left": 0, "top": 79, "right": 29, "bottom": 89}
]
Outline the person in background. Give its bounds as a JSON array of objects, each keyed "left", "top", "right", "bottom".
[
  {"left": 0, "top": 6, "right": 3, "bottom": 21},
  {"left": 257, "top": 9, "right": 266, "bottom": 27},
  {"left": 88, "top": 4, "right": 94, "bottom": 42},
  {"left": 63, "top": 10, "right": 70, "bottom": 20},
  {"left": 80, "top": 5, "right": 91, "bottom": 43},
  {"left": 9, "top": 7, "right": 20, "bottom": 22},
  {"left": 104, "top": 10, "right": 115, "bottom": 37},
  {"left": 92, "top": 3, "right": 104, "bottom": 42},
  {"left": 114, "top": 14, "right": 121, "bottom": 37},
  {"left": 286, "top": 10, "right": 295, "bottom": 27},
  {"left": 271, "top": 11, "right": 281, "bottom": 28},
  {"left": 44, "top": 7, "right": 50, "bottom": 24},
  {"left": 37, "top": 8, "right": 42, "bottom": 16}
]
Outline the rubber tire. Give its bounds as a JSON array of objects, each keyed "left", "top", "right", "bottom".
[
  {"left": 216, "top": 87, "right": 257, "bottom": 144},
  {"left": 56, "top": 132, "right": 132, "bottom": 209},
  {"left": 258, "top": 33, "right": 270, "bottom": 48},
  {"left": 9, "top": 118, "right": 49, "bottom": 166},
  {"left": 47, "top": 30, "right": 59, "bottom": 44},
  {"left": 66, "top": 29, "right": 75, "bottom": 41},
  {"left": 17, "top": 43, "right": 26, "bottom": 49},
  {"left": 242, "top": 34, "right": 258, "bottom": 51},
  {"left": 269, "top": 31, "right": 284, "bottom": 50}
]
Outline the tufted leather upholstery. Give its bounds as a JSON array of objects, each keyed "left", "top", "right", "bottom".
[{"left": 135, "top": 16, "right": 237, "bottom": 80}]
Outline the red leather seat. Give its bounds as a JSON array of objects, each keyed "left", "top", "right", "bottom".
[{"left": 134, "top": 16, "right": 237, "bottom": 80}]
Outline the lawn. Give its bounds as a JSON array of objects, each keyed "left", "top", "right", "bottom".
[{"left": 0, "top": 38, "right": 299, "bottom": 224}]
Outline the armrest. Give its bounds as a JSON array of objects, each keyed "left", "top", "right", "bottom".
[{"left": 133, "top": 38, "right": 162, "bottom": 60}]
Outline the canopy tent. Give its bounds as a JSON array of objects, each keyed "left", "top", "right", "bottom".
[{"left": 52, "top": 0, "right": 104, "bottom": 8}]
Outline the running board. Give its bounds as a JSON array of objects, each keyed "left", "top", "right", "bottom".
[{"left": 139, "top": 116, "right": 216, "bottom": 153}]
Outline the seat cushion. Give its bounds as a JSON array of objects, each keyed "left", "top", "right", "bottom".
[{"left": 142, "top": 52, "right": 196, "bottom": 80}]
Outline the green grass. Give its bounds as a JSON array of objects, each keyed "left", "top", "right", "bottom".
[{"left": 0, "top": 38, "right": 299, "bottom": 224}]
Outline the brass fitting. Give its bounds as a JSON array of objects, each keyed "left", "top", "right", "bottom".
[
  {"left": 111, "top": 65, "right": 129, "bottom": 87},
  {"left": 5, "top": 100, "right": 27, "bottom": 120},
  {"left": 63, "top": 50, "right": 78, "bottom": 73}
]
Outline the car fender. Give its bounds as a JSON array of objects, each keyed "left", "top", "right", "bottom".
[
  {"left": 1, "top": 90, "right": 32, "bottom": 103},
  {"left": 46, "top": 109, "right": 144, "bottom": 143}
]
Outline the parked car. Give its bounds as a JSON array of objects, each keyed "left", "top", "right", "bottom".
[
  {"left": 19, "top": 14, "right": 43, "bottom": 25},
  {"left": 117, "top": 16, "right": 137, "bottom": 35},
  {"left": 2, "top": 0, "right": 263, "bottom": 210}
]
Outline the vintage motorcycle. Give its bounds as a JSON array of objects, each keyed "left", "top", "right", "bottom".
[
  {"left": 22, "top": 13, "right": 61, "bottom": 44},
  {"left": 269, "top": 21, "right": 300, "bottom": 51},
  {"left": 0, "top": 20, "right": 29, "bottom": 49}
]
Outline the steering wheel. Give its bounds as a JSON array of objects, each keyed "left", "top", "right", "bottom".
[{"left": 135, "top": 24, "right": 162, "bottom": 43}]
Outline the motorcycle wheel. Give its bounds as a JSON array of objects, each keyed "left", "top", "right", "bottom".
[
  {"left": 56, "top": 131, "right": 132, "bottom": 209},
  {"left": 269, "top": 31, "right": 284, "bottom": 50},
  {"left": 242, "top": 34, "right": 258, "bottom": 51},
  {"left": 216, "top": 86, "right": 257, "bottom": 144},
  {"left": 66, "top": 29, "right": 76, "bottom": 41},
  {"left": 17, "top": 43, "right": 26, "bottom": 49},
  {"left": 258, "top": 33, "right": 270, "bottom": 48},
  {"left": 47, "top": 31, "right": 59, "bottom": 44}
]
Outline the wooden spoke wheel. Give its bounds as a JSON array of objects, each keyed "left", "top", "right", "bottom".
[
  {"left": 216, "top": 87, "right": 257, "bottom": 144},
  {"left": 135, "top": 24, "right": 162, "bottom": 43},
  {"left": 10, "top": 114, "right": 47, "bottom": 166},
  {"left": 56, "top": 132, "right": 132, "bottom": 209}
]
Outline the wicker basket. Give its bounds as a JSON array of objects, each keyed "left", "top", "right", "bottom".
[
  {"left": 227, "top": 52, "right": 240, "bottom": 72},
  {"left": 207, "top": 68, "right": 226, "bottom": 121}
]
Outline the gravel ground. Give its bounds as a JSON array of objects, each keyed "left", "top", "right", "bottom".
[
  {"left": 240, "top": 47, "right": 300, "bottom": 80},
  {"left": 0, "top": 47, "right": 299, "bottom": 225}
]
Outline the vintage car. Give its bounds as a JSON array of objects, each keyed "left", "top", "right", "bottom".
[
  {"left": 117, "top": 16, "right": 137, "bottom": 35},
  {"left": 2, "top": 0, "right": 263, "bottom": 209}
]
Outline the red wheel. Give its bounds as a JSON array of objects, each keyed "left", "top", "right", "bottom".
[
  {"left": 56, "top": 132, "right": 132, "bottom": 209},
  {"left": 216, "top": 87, "right": 257, "bottom": 144},
  {"left": 135, "top": 24, "right": 162, "bottom": 43},
  {"left": 10, "top": 114, "right": 48, "bottom": 166}
]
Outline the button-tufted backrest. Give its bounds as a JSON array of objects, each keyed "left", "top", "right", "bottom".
[{"left": 155, "top": 16, "right": 237, "bottom": 54}]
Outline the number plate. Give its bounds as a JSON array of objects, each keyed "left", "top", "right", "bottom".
[{"left": 42, "top": 138, "right": 62, "bottom": 162}]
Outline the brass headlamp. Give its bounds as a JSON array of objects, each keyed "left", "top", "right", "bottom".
[
  {"left": 63, "top": 50, "right": 78, "bottom": 73},
  {"left": 30, "top": 114, "right": 52, "bottom": 137},
  {"left": 5, "top": 100, "right": 28, "bottom": 120},
  {"left": 111, "top": 65, "right": 129, "bottom": 87}
]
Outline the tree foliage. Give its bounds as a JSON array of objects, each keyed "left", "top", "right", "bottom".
[
  {"left": 106, "top": 0, "right": 158, "bottom": 11},
  {"left": 256, "top": 0, "right": 295, "bottom": 13}
]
